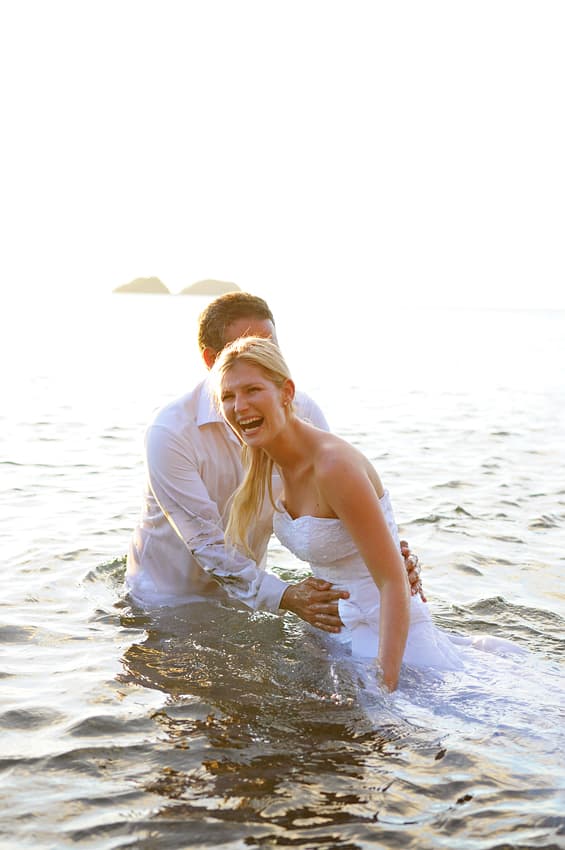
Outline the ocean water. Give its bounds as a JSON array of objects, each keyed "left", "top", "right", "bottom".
[{"left": 1, "top": 293, "right": 564, "bottom": 850}]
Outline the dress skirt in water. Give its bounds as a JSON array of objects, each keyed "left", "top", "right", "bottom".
[{"left": 273, "top": 491, "right": 524, "bottom": 671}]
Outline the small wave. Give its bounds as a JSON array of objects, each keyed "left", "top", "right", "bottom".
[
  {"left": 444, "top": 597, "right": 565, "bottom": 657},
  {"left": 411, "top": 505, "right": 477, "bottom": 525},
  {"left": 454, "top": 505, "right": 474, "bottom": 517},
  {"left": 529, "top": 514, "right": 563, "bottom": 529},
  {"left": 412, "top": 513, "right": 442, "bottom": 525},
  {"left": 55, "top": 548, "right": 91, "bottom": 562},
  {"left": 488, "top": 533, "right": 525, "bottom": 543},
  {"left": 454, "top": 563, "right": 483, "bottom": 576},
  {"left": 466, "top": 551, "right": 514, "bottom": 566},
  {"left": 83, "top": 556, "right": 127, "bottom": 586},
  {"left": 0, "top": 624, "right": 39, "bottom": 643},
  {"left": 68, "top": 714, "right": 153, "bottom": 738},
  {"left": 0, "top": 707, "right": 65, "bottom": 730}
]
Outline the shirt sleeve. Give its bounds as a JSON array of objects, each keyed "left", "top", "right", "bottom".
[{"left": 144, "top": 423, "right": 288, "bottom": 612}]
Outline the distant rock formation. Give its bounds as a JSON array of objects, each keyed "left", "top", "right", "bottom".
[
  {"left": 113, "top": 276, "right": 170, "bottom": 294},
  {"left": 179, "top": 279, "right": 241, "bottom": 296}
]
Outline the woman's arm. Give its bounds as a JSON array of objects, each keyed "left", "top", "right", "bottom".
[{"left": 317, "top": 450, "right": 410, "bottom": 691}]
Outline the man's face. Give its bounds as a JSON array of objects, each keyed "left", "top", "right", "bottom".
[{"left": 222, "top": 317, "right": 278, "bottom": 349}]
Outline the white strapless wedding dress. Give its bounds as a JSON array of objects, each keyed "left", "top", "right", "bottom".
[{"left": 273, "top": 491, "right": 522, "bottom": 671}]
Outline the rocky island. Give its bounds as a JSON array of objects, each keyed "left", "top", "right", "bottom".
[
  {"left": 179, "top": 279, "right": 241, "bottom": 296},
  {"left": 113, "top": 277, "right": 170, "bottom": 294}
]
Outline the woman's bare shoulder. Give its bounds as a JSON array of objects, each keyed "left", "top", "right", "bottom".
[
  {"left": 311, "top": 432, "right": 384, "bottom": 497},
  {"left": 312, "top": 433, "right": 366, "bottom": 477}
]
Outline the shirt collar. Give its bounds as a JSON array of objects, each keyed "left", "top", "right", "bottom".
[
  {"left": 197, "top": 378, "right": 241, "bottom": 444},
  {"left": 197, "top": 376, "right": 223, "bottom": 426}
]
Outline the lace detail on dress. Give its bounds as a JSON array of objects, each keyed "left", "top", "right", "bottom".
[
  {"left": 274, "top": 491, "right": 400, "bottom": 585},
  {"left": 274, "top": 511, "right": 359, "bottom": 571}
]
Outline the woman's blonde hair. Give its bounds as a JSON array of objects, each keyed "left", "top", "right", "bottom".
[{"left": 212, "top": 336, "right": 293, "bottom": 558}]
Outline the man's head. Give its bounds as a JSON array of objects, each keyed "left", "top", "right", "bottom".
[{"left": 197, "top": 292, "right": 277, "bottom": 369}]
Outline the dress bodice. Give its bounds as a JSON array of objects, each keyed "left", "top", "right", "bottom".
[{"left": 273, "top": 490, "right": 401, "bottom": 590}]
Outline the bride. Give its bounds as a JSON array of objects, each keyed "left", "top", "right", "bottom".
[{"left": 213, "top": 336, "right": 521, "bottom": 692}]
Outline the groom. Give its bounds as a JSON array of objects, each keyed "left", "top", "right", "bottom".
[{"left": 126, "top": 291, "right": 422, "bottom": 631}]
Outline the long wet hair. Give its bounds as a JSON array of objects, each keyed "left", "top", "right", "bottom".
[{"left": 213, "top": 336, "right": 293, "bottom": 558}]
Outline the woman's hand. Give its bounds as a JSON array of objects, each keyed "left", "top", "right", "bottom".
[
  {"left": 279, "top": 577, "right": 349, "bottom": 632},
  {"left": 400, "top": 540, "right": 427, "bottom": 602}
]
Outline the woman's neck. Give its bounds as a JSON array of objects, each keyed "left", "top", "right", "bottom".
[{"left": 262, "top": 414, "right": 313, "bottom": 473}]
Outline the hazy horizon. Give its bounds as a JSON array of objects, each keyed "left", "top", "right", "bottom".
[{"left": 2, "top": 1, "right": 564, "bottom": 310}]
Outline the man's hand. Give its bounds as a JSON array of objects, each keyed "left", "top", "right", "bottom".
[
  {"left": 400, "top": 540, "right": 427, "bottom": 602},
  {"left": 279, "top": 577, "right": 349, "bottom": 632}
]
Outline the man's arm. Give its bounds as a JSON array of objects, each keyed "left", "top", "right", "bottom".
[
  {"left": 145, "top": 423, "right": 348, "bottom": 620},
  {"left": 145, "top": 423, "right": 288, "bottom": 610}
]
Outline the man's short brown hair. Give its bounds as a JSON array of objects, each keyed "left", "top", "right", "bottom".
[{"left": 197, "top": 292, "right": 275, "bottom": 353}]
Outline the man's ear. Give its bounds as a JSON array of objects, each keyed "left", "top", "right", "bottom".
[
  {"left": 202, "top": 348, "right": 218, "bottom": 370},
  {"left": 282, "top": 378, "right": 296, "bottom": 407}
]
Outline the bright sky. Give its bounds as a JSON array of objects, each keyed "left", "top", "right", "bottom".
[{"left": 1, "top": 1, "right": 564, "bottom": 309}]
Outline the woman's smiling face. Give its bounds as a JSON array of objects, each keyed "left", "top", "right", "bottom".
[{"left": 220, "top": 360, "right": 289, "bottom": 446}]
